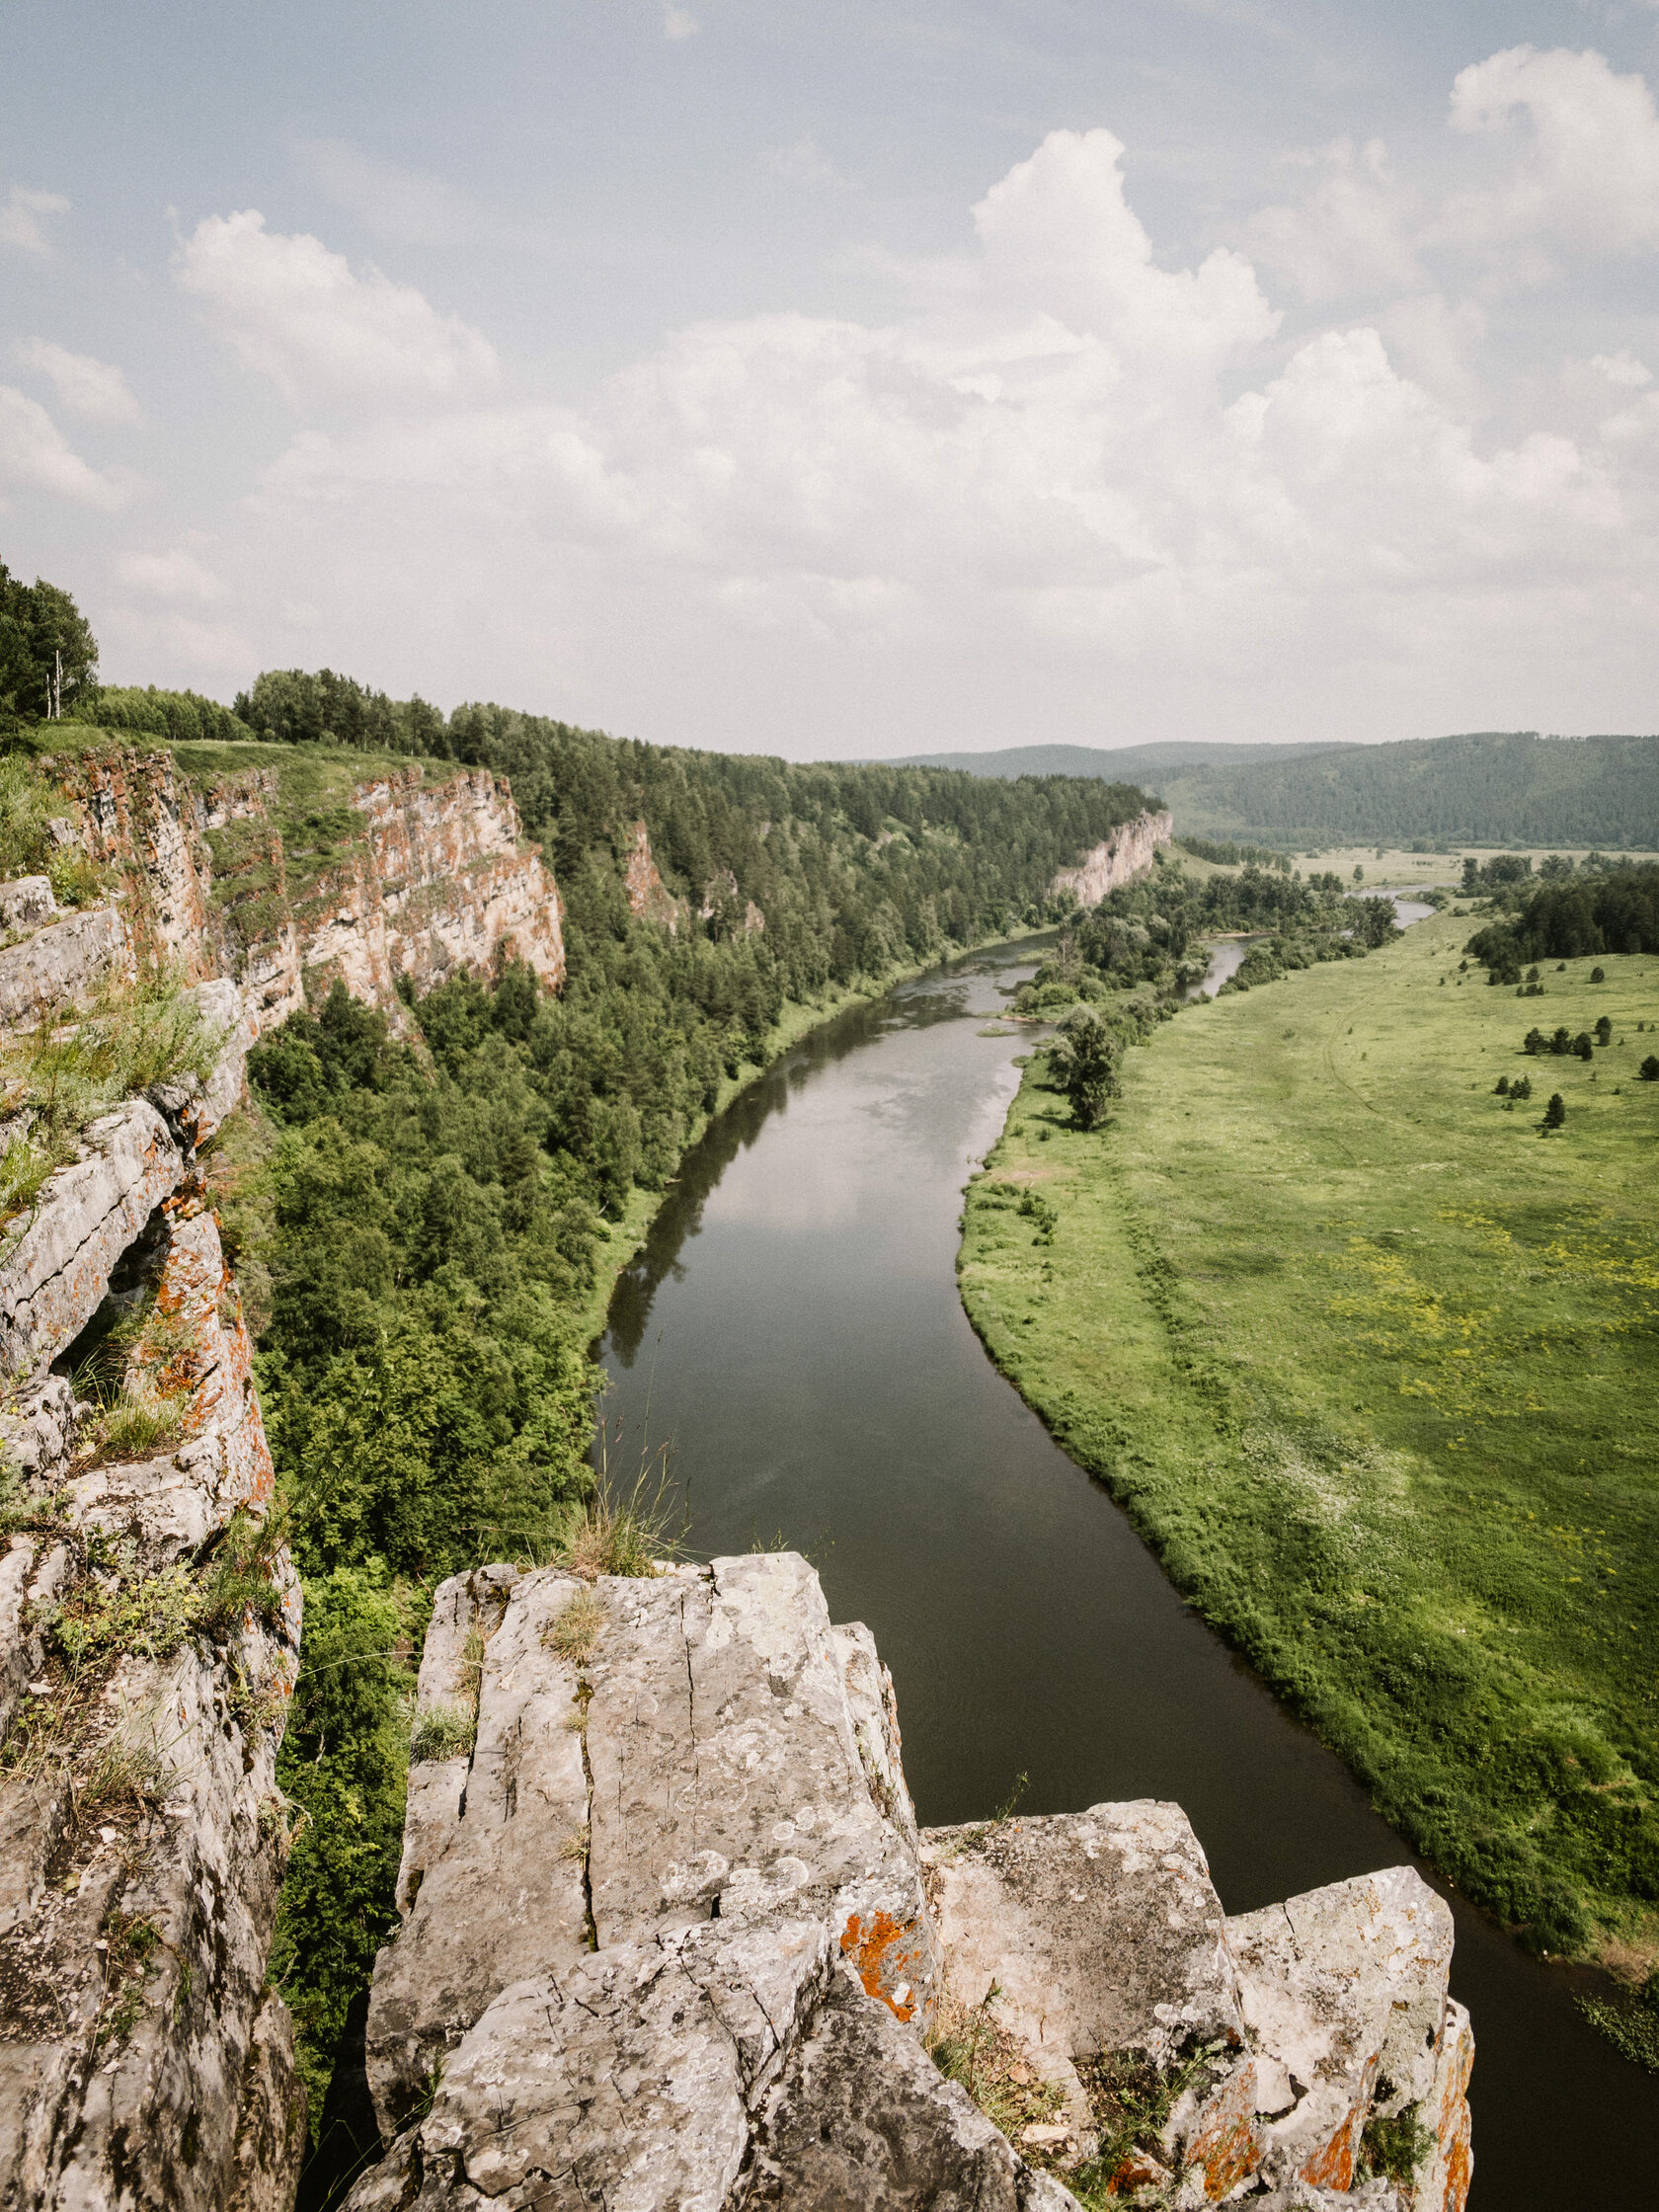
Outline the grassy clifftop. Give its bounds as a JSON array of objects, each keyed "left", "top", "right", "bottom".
[{"left": 960, "top": 914, "right": 1659, "bottom": 1955}]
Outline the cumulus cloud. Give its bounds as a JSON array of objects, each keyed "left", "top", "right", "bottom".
[
  {"left": 213, "top": 74, "right": 1659, "bottom": 746},
  {"left": 1242, "top": 139, "right": 1423, "bottom": 302},
  {"left": 0, "top": 387, "right": 132, "bottom": 509},
  {"left": 0, "top": 186, "right": 69, "bottom": 255},
  {"left": 1443, "top": 44, "right": 1659, "bottom": 259},
  {"left": 173, "top": 210, "right": 499, "bottom": 407},
  {"left": 13, "top": 339, "right": 143, "bottom": 426}
]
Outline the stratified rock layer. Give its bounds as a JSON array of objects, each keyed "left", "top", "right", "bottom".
[{"left": 346, "top": 1553, "right": 1471, "bottom": 2212}]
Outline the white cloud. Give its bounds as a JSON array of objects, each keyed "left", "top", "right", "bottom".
[
  {"left": 300, "top": 140, "right": 484, "bottom": 249},
  {"left": 663, "top": 6, "right": 697, "bottom": 39},
  {"left": 1243, "top": 138, "right": 1423, "bottom": 302},
  {"left": 118, "top": 549, "right": 227, "bottom": 602},
  {"left": 173, "top": 209, "right": 500, "bottom": 408},
  {"left": 172, "top": 66, "right": 1659, "bottom": 748},
  {"left": 1442, "top": 45, "right": 1659, "bottom": 260},
  {"left": 13, "top": 339, "right": 143, "bottom": 426},
  {"left": 0, "top": 387, "right": 132, "bottom": 510},
  {"left": 0, "top": 186, "right": 69, "bottom": 255}
]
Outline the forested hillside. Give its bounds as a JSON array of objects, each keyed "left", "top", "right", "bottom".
[
  {"left": 1162, "top": 731, "right": 1659, "bottom": 848},
  {"left": 899, "top": 731, "right": 1659, "bottom": 851},
  {"left": 891, "top": 739, "right": 1349, "bottom": 782}
]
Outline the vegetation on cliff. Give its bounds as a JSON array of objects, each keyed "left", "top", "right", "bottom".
[
  {"left": 960, "top": 915, "right": 1659, "bottom": 1958},
  {"left": 189, "top": 695, "right": 1154, "bottom": 2150}
]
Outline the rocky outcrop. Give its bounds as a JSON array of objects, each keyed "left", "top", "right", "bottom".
[
  {"left": 1051, "top": 808, "right": 1173, "bottom": 908},
  {"left": 623, "top": 820, "right": 682, "bottom": 931},
  {"left": 0, "top": 978, "right": 304, "bottom": 2212},
  {"left": 0, "top": 905, "right": 133, "bottom": 1030},
  {"left": 344, "top": 1553, "right": 1470, "bottom": 2212},
  {"left": 292, "top": 767, "right": 565, "bottom": 1014},
  {"left": 56, "top": 744, "right": 565, "bottom": 1034}
]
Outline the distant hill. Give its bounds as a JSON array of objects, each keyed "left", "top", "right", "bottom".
[
  {"left": 887, "top": 733, "right": 1659, "bottom": 850},
  {"left": 886, "top": 740, "right": 1350, "bottom": 785},
  {"left": 1163, "top": 732, "right": 1659, "bottom": 850}
]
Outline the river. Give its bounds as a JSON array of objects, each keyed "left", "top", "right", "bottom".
[{"left": 594, "top": 934, "right": 1659, "bottom": 2207}]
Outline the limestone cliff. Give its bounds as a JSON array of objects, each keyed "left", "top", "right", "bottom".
[
  {"left": 343, "top": 1552, "right": 1471, "bottom": 2212},
  {"left": 1051, "top": 808, "right": 1173, "bottom": 908},
  {"left": 0, "top": 986, "right": 305, "bottom": 2212},
  {"left": 58, "top": 744, "right": 565, "bottom": 1033}
]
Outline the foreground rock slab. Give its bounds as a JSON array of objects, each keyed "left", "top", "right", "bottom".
[{"left": 345, "top": 1554, "right": 1470, "bottom": 2212}]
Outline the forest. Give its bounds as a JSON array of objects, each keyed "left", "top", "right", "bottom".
[
  {"left": 1464, "top": 862, "right": 1659, "bottom": 973},
  {"left": 904, "top": 731, "right": 1659, "bottom": 852},
  {"left": 1013, "top": 858, "right": 1395, "bottom": 1017}
]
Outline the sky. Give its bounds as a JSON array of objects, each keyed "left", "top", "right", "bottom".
[{"left": 4, "top": 2, "right": 1659, "bottom": 758}]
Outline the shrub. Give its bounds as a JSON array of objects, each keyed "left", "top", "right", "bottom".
[
  {"left": 1512, "top": 1074, "right": 1532, "bottom": 1102},
  {"left": 1574, "top": 1033, "right": 1594, "bottom": 1062},
  {"left": 1494, "top": 1076, "right": 1509, "bottom": 1096},
  {"left": 1523, "top": 1028, "right": 1545, "bottom": 1056},
  {"left": 1591, "top": 965, "right": 1607, "bottom": 983},
  {"left": 1595, "top": 1015, "right": 1613, "bottom": 1046},
  {"left": 1543, "top": 1093, "right": 1566, "bottom": 1131},
  {"left": 1640, "top": 1056, "right": 1659, "bottom": 1082}
]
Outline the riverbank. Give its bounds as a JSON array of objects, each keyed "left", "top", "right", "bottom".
[
  {"left": 573, "top": 922, "right": 1051, "bottom": 1350},
  {"left": 958, "top": 913, "right": 1659, "bottom": 1962}
]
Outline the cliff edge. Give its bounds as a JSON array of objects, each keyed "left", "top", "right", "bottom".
[{"left": 343, "top": 1552, "right": 1471, "bottom": 2212}]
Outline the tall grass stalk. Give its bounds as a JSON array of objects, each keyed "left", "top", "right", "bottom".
[{"left": 552, "top": 1426, "right": 682, "bottom": 1580}]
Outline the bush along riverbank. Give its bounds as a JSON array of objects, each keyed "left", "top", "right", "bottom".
[{"left": 959, "top": 908, "right": 1659, "bottom": 1976}]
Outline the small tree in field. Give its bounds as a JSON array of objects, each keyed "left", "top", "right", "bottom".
[
  {"left": 1543, "top": 1092, "right": 1566, "bottom": 1132},
  {"left": 1640, "top": 1056, "right": 1659, "bottom": 1082},
  {"left": 1049, "top": 1005, "right": 1120, "bottom": 1130},
  {"left": 1595, "top": 1015, "right": 1613, "bottom": 1046}
]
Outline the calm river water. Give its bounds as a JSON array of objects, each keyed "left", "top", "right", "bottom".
[{"left": 594, "top": 935, "right": 1658, "bottom": 2207}]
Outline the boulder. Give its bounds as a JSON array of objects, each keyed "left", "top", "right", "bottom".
[
  {"left": 346, "top": 1557, "right": 1470, "bottom": 2212},
  {"left": 365, "top": 1567, "right": 591, "bottom": 2141},
  {"left": 1226, "top": 1867, "right": 1463, "bottom": 2203},
  {"left": 746, "top": 1957, "right": 1081, "bottom": 2211}
]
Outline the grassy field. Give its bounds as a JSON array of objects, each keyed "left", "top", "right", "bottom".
[{"left": 961, "top": 913, "right": 1659, "bottom": 1957}]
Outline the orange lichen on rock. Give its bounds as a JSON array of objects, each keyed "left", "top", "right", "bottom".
[
  {"left": 1181, "top": 2056, "right": 1261, "bottom": 2201},
  {"left": 840, "top": 1907, "right": 925, "bottom": 2022},
  {"left": 1299, "top": 2062, "right": 1374, "bottom": 2194}
]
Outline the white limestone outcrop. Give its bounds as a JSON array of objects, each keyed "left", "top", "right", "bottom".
[
  {"left": 1051, "top": 808, "right": 1173, "bottom": 908},
  {"left": 344, "top": 1553, "right": 1471, "bottom": 2212}
]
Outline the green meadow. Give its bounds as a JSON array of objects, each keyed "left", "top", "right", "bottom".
[{"left": 961, "top": 913, "right": 1659, "bottom": 1956}]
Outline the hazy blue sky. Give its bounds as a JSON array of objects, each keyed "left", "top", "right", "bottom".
[{"left": 5, "top": 1, "right": 1659, "bottom": 754}]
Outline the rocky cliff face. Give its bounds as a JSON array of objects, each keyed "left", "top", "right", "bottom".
[
  {"left": 1051, "top": 809, "right": 1173, "bottom": 908},
  {"left": 343, "top": 1552, "right": 1471, "bottom": 2212},
  {"left": 60, "top": 745, "right": 565, "bottom": 1033},
  {"left": 0, "top": 984, "right": 305, "bottom": 2212}
]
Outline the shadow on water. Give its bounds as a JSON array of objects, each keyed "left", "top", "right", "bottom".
[{"left": 594, "top": 936, "right": 1659, "bottom": 2208}]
